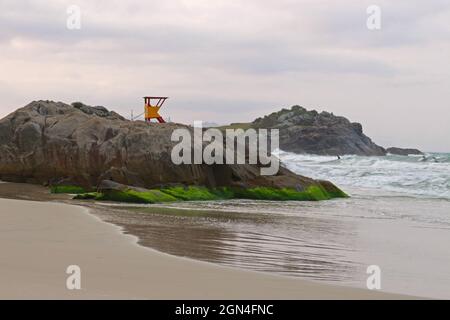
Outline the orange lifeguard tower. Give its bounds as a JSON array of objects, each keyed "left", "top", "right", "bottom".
[{"left": 144, "top": 96, "right": 168, "bottom": 123}]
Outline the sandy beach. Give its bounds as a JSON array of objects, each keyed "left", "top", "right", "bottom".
[{"left": 0, "top": 196, "right": 408, "bottom": 299}]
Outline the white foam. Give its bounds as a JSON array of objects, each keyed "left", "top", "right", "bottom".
[{"left": 278, "top": 150, "right": 450, "bottom": 200}]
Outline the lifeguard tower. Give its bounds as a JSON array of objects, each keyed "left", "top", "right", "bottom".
[{"left": 144, "top": 96, "right": 168, "bottom": 123}]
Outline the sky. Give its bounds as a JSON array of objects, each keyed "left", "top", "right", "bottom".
[{"left": 0, "top": 0, "right": 449, "bottom": 152}]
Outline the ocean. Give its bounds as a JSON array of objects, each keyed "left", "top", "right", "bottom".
[
  {"left": 278, "top": 150, "right": 450, "bottom": 200},
  {"left": 93, "top": 151, "right": 450, "bottom": 299}
]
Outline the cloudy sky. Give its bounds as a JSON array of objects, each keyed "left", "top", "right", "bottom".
[{"left": 1, "top": 0, "right": 449, "bottom": 151}]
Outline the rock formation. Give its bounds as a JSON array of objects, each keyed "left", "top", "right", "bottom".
[
  {"left": 0, "top": 101, "right": 341, "bottom": 195},
  {"left": 250, "top": 105, "right": 386, "bottom": 156},
  {"left": 386, "top": 147, "right": 423, "bottom": 156}
]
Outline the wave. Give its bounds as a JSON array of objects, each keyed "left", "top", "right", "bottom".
[{"left": 278, "top": 150, "right": 450, "bottom": 200}]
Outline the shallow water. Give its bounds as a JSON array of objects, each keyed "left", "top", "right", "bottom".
[
  {"left": 93, "top": 187, "right": 450, "bottom": 299},
  {"left": 92, "top": 152, "right": 450, "bottom": 299}
]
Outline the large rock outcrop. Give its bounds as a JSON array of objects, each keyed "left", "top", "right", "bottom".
[
  {"left": 0, "top": 101, "right": 339, "bottom": 193},
  {"left": 250, "top": 105, "right": 386, "bottom": 156}
]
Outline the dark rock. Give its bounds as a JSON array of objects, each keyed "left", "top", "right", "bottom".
[
  {"left": 98, "top": 180, "right": 149, "bottom": 193},
  {"left": 251, "top": 105, "right": 386, "bottom": 156},
  {"left": 72, "top": 102, "right": 125, "bottom": 120},
  {"left": 0, "top": 100, "right": 338, "bottom": 193},
  {"left": 386, "top": 147, "right": 423, "bottom": 156}
]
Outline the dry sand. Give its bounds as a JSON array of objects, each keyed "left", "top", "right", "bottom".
[{"left": 0, "top": 197, "right": 409, "bottom": 299}]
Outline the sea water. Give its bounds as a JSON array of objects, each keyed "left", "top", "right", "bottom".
[
  {"left": 94, "top": 151, "right": 450, "bottom": 298},
  {"left": 278, "top": 150, "right": 450, "bottom": 200}
]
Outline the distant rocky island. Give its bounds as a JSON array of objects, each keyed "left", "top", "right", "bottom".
[
  {"left": 386, "top": 147, "right": 423, "bottom": 156},
  {"left": 227, "top": 105, "right": 422, "bottom": 156}
]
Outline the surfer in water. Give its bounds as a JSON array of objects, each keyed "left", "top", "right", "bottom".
[{"left": 420, "top": 155, "right": 439, "bottom": 163}]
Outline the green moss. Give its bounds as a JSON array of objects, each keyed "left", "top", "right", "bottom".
[
  {"left": 95, "top": 189, "right": 177, "bottom": 204},
  {"left": 73, "top": 184, "right": 347, "bottom": 204},
  {"left": 231, "top": 185, "right": 332, "bottom": 201},
  {"left": 160, "top": 186, "right": 221, "bottom": 201},
  {"left": 305, "top": 185, "right": 329, "bottom": 201},
  {"left": 316, "top": 180, "right": 349, "bottom": 199},
  {"left": 326, "top": 188, "right": 349, "bottom": 199},
  {"left": 50, "top": 185, "right": 87, "bottom": 194},
  {"left": 210, "top": 187, "right": 235, "bottom": 199}
]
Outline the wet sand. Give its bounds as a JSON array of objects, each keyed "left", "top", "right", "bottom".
[{"left": 0, "top": 183, "right": 408, "bottom": 299}]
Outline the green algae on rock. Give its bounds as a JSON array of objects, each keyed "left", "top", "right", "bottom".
[{"left": 73, "top": 184, "right": 348, "bottom": 204}]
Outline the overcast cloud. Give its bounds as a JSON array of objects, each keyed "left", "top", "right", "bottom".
[{"left": 0, "top": 0, "right": 449, "bottom": 151}]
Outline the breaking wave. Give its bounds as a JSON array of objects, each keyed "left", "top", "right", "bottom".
[{"left": 278, "top": 150, "right": 450, "bottom": 200}]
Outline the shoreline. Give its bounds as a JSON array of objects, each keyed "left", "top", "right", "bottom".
[{"left": 0, "top": 189, "right": 412, "bottom": 299}]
